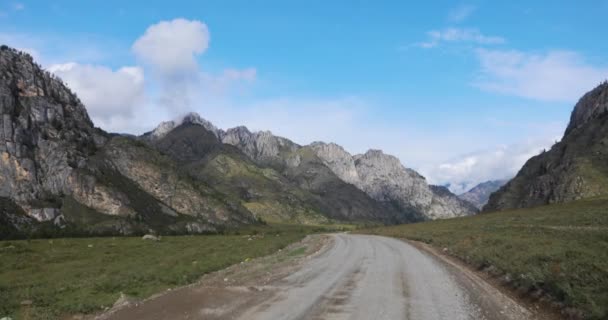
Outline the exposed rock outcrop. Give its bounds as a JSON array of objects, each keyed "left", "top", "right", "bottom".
[
  {"left": 0, "top": 46, "right": 105, "bottom": 217},
  {"left": 142, "top": 112, "right": 222, "bottom": 140}
]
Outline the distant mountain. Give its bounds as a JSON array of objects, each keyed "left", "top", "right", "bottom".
[
  {"left": 147, "top": 120, "right": 405, "bottom": 224},
  {"left": 148, "top": 120, "right": 477, "bottom": 221},
  {"left": 308, "top": 143, "right": 478, "bottom": 219},
  {"left": 485, "top": 82, "right": 608, "bottom": 212},
  {"left": 458, "top": 180, "right": 508, "bottom": 209}
]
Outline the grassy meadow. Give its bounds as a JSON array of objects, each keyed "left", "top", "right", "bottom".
[
  {"left": 0, "top": 224, "right": 332, "bottom": 320},
  {"left": 361, "top": 197, "right": 608, "bottom": 319}
]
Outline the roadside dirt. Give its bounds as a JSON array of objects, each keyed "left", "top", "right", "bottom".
[{"left": 408, "top": 240, "right": 565, "bottom": 320}]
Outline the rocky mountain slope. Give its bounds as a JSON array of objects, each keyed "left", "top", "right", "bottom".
[
  {"left": 0, "top": 46, "right": 254, "bottom": 237},
  {"left": 148, "top": 115, "right": 477, "bottom": 220},
  {"left": 485, "top": 82, "right": 608, "bottom": 211},
  {"left": 309, "top": 143, "right": 478, "bottom": 219},
  {"left": 458, "top": 180, "right": 508, "bottom": 209},
  {"left": 147, "top": 119, "right": 409, "bottom": 224}
]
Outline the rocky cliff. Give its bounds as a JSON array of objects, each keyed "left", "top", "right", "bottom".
[
  {"left": 458, "top": 180, "right": 508, "bottom": 209},
  {"left": 485, "top": 82, "right": 608, "bottom": 211}
]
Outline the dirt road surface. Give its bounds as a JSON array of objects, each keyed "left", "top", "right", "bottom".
[{"left": 102, "top": 234, "right": 550, "bottom": 320}]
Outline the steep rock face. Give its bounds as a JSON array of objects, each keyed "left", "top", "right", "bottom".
[
  {"left": 221, "top": 126, "right": 301, "bottom": 168},
  {"left": 308, "top": 142, "right": 360, "bottom": 186},
  {"left": 307, "top": 143, "right": 477, "bottom": 219},
  {"left": 485, "top": 82, "right": 608, "bottom": 211},
  {"left": 458, "top": 180, "right": 508, "bottom": 209},
  {"left": 0, "top": 46, "right": 105, "bottom": 216},
  {"left": 352, "top": 150, "right": 477, "bottom": 219},
  {"left": 565, "top": 82, "right": 608, "bottom": 135}
]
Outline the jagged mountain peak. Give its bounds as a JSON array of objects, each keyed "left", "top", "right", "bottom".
[
  {"left": 144, "top": 112, "right": 221, "bottom": 140},
  {"left": 226, "top": 125, "right": 252, "bottom": 134},
  {"left": 565, "top": 81, "right": 608, "bottom": 135}
]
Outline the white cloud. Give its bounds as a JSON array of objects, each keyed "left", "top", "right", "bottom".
[
  {"left": 420, "top": 137, "right": 558, "bottom": 194},
  {"left": 132, "top": 18, "right": 209, "bottom": 76},
  {"left": 418, "top": 28, "right": 505, "bottom": 48},
  {"left": 448, "top": 5, "right": 476, "bottom": 23},
  {"left": 474, "top": 49, "right": 608, "bottom": 102},
  {"left": 48, "top": 63, "right": 146, "bottom": 132}
]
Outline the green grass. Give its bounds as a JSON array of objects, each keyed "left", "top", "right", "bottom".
[
  {"left": 0, "top": 225, "right": 321, "bottom": 320},
  {"left": 360, "top": 197, "right": 608, "bottom": 319}
]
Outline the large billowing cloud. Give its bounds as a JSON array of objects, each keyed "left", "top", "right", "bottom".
[
  {"left": 474, "top": 49, "right": 608, "bottom": 102},
  {"left": 48, "top": 63, "right": 146, "bottom": 132},
  {"left": 130, "top": 18, "right": 255, "bottom": 113},
  {"left": 132, "top": 18, "right": 209, "bottom": 76}
]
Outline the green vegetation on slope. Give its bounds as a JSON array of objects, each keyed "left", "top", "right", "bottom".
[
  {"left": 362, "top": 198, "right": 608, "bottom": 319},
  {"left": 0, "top": 225, "right": 322, "bottom": 319}
]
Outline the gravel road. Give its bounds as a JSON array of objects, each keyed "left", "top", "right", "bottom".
[{"left": 104, "top": 234, "right": 542, "bottom": 320}]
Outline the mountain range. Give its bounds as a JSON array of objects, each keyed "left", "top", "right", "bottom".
[
  {"left": 0, "top": 46, "right": 475, "bottom": 238},
  {"left": 2, "top": 45, "right": 606, "bottom": 238}
]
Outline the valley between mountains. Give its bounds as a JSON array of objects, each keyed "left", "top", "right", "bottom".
[{"left": 1, "top": 43, "right": 608, "bottom": 320}]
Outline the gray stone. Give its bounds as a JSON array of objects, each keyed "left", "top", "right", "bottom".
[
  {"left": 29, "top": 208, "right": 59, "bottom": 222},
  {"left": 142, "top": 234, "right": 161, "bottom": 241}
]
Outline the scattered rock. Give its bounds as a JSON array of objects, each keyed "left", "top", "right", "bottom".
[
  {"left": 142, "top": 234, "right": 160, "bottom": 241},
  {"left": 113, "top": 293, "right": 135, "bottom": 309}
]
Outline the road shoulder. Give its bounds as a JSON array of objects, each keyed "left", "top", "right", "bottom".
[{"left": 408, "top": 240, "right": 565, "bottom": 320}]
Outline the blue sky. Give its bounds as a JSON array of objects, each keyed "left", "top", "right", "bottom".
[{"left": 1, "top": 1, "right": 607, "bottom": 193}]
